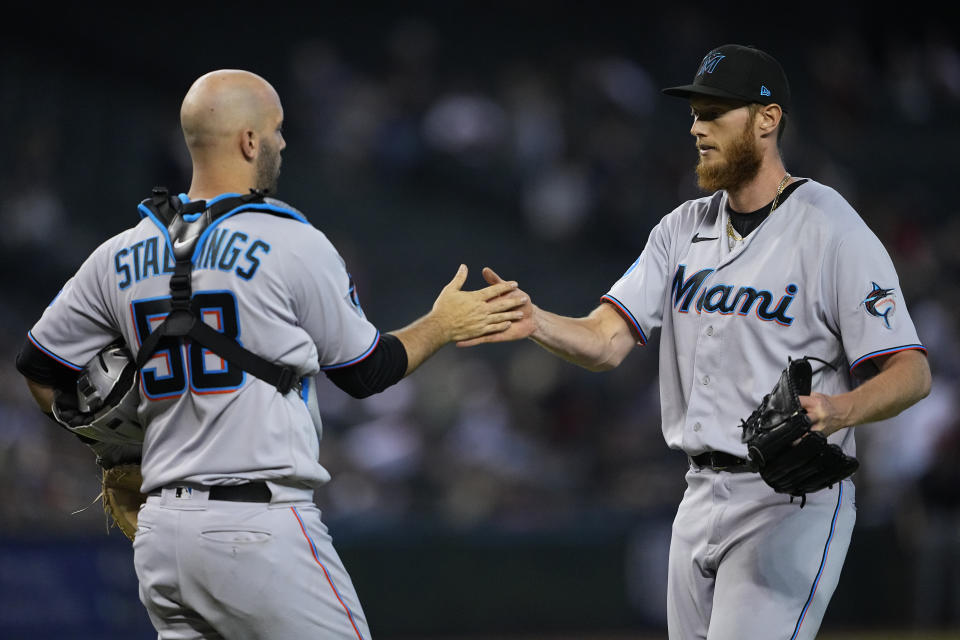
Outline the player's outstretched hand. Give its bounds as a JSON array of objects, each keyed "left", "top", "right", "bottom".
[
  {"left": 457, "top": 267, "right": 536, "bottom": 347},
  {"left": 430, "top": 265, "right": 529, "bottom": 343}
]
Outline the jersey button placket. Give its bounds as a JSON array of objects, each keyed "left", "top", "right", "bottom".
[{"left": 685, "top": 270, "right": 723, "bottom": 449}]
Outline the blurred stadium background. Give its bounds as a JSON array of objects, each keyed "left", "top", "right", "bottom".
[{"left": 2, "top": 2, "right": 959, "bottom": 638}]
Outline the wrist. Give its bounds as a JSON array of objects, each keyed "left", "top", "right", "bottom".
[
  {"left": 528, "top": 304, "right": 545, "bottom": 341},
  {"left": 817, "top": 393, "right": 855, "bottom": 437},
  {"left": 836, "top": 393, "right": 857, "bottom": 428},
  {"left": 422, "top": 308, "right": 454, "bottom": 345}
]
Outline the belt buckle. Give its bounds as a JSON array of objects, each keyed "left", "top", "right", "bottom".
[{"left": 709, "top": 453, "right": 726, "bottom": 470}]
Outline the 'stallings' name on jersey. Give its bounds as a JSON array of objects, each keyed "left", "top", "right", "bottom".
[
  {"left": 114, "top": 228, "right": 270, "bottom": 290},
  {"left": 671, "top": 264, "right": 798, "bottom": 326}
]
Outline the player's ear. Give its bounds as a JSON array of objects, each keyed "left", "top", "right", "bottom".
[
  {"left": 757, "top": 104, "right": 782, "bottom": 139},
  {"left": 240, "top": 129, "right": 257, "bottom": 161}
]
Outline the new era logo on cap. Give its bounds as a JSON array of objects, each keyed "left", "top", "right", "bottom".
[{"left": 662, "top": 44, "right": 791, "bottom": 112}]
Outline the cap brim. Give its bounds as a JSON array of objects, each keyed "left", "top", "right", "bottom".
[{"left": 661, "top": 84, "right": 753, "bottom": 102}]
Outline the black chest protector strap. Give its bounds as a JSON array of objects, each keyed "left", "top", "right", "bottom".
[{"left": 134, "top": 188, "right": 299, "bottom": 395}]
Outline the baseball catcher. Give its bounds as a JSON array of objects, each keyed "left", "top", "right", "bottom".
[
  {"left": 739, "top": 356, "right": 860, "bottom": 505},
  {"left": 52, "top": 342, "right": 146, "bottom": 540}
]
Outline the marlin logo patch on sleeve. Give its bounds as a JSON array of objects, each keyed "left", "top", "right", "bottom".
[{"left": 861, "top": 282, "right": 896, "bottom": 329}]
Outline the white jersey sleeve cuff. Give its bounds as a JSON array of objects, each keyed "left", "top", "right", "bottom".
[
  {"left": 849, "top": 344, "right": 926, "bottom": 372},
  {"left": 27, "top": 331, "right": 83, "bottom": 371},
  {"left": 320, "top": 331, "right": 381, "bottom": 371},
  {"left": 601, "top": 294, "right": 648, "bottom": 345}
]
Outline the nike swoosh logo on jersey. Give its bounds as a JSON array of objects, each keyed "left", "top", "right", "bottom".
[
  {"left": 691, "top": 233, "right": 717, "bottom": 243},
  {"left": 173, "top": 237, "right": 192, "bottom": 249}
]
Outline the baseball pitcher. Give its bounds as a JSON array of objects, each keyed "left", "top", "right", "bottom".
[{"left": 464, "top": 44, "right": 931, "bottom": 639}]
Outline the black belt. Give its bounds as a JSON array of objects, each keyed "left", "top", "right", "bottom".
[
  {"left": 150, "top": 482, "right": 272, "bottom": 502},
  {"left": 690, "top": 451, "right": 754, "bottom": 473}
]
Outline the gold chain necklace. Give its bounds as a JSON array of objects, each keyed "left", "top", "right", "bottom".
[
  {"left": 769, "top": 173, "right": 792, "bottom": 212},
  {"left": 726, "top": 173, "right": 792, "bottom": 245}
]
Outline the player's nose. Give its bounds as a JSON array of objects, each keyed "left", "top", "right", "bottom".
[{"left": 690, "top": 116, "right": 707, "bottom": 137}]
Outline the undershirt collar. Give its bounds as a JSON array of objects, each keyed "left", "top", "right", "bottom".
[{"left": 727, "top": 179, "right": 808, "bottom": 238}]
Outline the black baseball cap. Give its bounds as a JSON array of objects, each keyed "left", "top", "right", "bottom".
[{"left": 662, "top": 44, "right": 791, "bottom": 112}]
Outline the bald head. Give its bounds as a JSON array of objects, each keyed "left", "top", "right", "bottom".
[
  {"left": 181, "top": 69, "right": 281, "bottom": 152},
  {"left": 181, "top": 70, "right": 286, "bottom": 195}
]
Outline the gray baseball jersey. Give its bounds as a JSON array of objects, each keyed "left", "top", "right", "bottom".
[
  {"left": 603, "top": 178, "right": 924, "bottom": 459},
  {"left": 602, "top": 178, "right": 925, "bottom": 639},
  {"left": 28, "top": 196, "right": 378, "bottom": 492},
  {"left": 28, "top": 193, "right": 378, "bottom": 639}
]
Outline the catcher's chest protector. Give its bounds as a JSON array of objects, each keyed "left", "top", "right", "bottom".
[{"left": 135, "top": 188, "right": 302, "bottom": 394}]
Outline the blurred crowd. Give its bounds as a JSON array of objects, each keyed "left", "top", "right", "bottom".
[{"left": 2, "top": 7, "right": 960, "bottom": 625}]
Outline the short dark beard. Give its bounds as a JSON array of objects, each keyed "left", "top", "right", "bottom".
[
  {"left": 695, "top": 116, "right": 762, "bottom": 193},
  {"left": 254, "top": 141, "right": 281, "bottom": 194}
]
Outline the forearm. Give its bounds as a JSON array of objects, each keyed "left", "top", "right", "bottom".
[
  {"left": 390, "top": 314, "right": 448, "bottom": 377},
  {"left": 835, "top": 351, "right": 932, "bottom": 428},
  {"left": 25, "top": 378, "right": 55, "bottom": 414},
  {"left": 530, "top": 305, "right": 633, "bottom": 372}
]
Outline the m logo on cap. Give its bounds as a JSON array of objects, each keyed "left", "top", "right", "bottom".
[{"left": 697, "top": 53, "right": 726, "bottom": 76}]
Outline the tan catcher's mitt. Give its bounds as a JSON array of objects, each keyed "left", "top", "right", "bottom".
[{"left": 102, "top": 463, "right": 146, "bottom": 541}]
